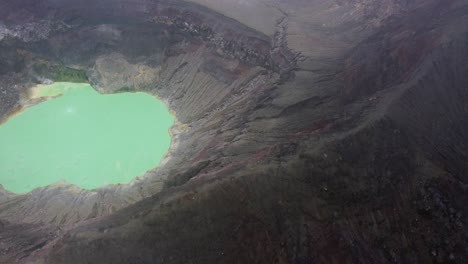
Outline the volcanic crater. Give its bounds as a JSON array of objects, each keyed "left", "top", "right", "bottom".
[{"left": 0, "top": 0, "right": 467, "bottom": 263}]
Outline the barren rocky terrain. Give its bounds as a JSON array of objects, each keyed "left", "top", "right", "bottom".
[{"left": 0, "top": 0, "right": 467, "bottom": 263}]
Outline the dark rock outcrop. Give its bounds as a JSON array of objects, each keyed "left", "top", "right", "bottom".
[{"left": 0, "top": 0, "right": 466, "bottom": 263}]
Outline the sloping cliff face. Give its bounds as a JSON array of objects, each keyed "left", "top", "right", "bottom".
[{"left": 0, "top": 0, "right": 466, "bottom": 263}]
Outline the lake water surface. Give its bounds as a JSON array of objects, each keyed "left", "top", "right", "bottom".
[{"left": 0, "top": 83, "right": 173, "bottom": 193}]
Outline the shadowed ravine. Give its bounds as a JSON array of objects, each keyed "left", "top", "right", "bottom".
[{"left": 0, "top": 0, "right": 467, "bottom": 263}]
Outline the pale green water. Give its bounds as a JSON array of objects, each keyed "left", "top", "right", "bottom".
[{"left": 0, "top": 83, "right": 173, "bottom": 193}]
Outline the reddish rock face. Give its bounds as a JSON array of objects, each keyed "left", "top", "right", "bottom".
[
  {"left": 342, "top": 1, "right": 448, "bottom": 100},
  {"left": 0, "top": 0, "right": 467, "bottom": 263}
]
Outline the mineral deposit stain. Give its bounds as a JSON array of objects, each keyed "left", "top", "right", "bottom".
[{"left": 0, "top": 82, "right": 173, "bottom": 193}]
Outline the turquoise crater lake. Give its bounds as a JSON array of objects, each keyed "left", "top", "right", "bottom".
[{"left": 0, "top": 83, "right": 174, "bottom": 194}]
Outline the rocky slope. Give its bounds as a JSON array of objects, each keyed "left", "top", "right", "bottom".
[{"left": 0, "top": 0, "right": 466, "bottom": 263}]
